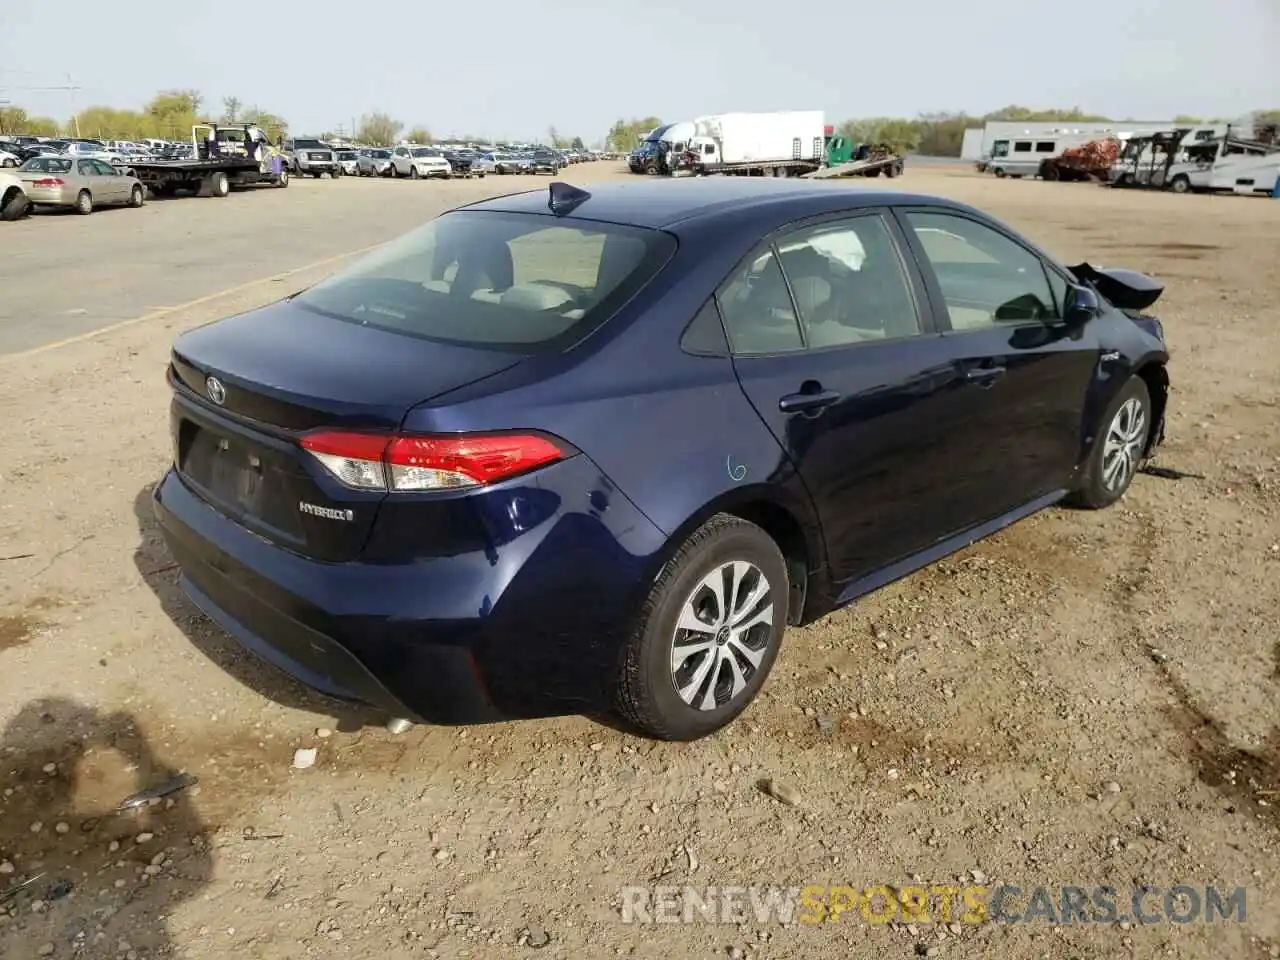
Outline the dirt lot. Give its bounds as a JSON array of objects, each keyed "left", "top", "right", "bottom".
[{"left": 1, "top": 167, "right": 1278, "bottom": 960}]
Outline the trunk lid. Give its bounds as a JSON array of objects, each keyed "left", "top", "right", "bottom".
[{"left": 168, "top": 298, "right": 523, "bottom": 561}]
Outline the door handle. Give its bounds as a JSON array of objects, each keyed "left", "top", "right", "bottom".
[
  {"left": 964, "top": 365, "right": 1006, "bottom": 387},
  {"left": 778, "top": 389, "right": 841, "bottom": 414}
]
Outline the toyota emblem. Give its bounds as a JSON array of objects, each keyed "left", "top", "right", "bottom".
[{"left": 206, "top": 376, "right": 226, "bottom": 406}]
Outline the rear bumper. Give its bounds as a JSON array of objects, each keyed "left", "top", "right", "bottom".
[{"left": 152, "top": 456, "right": 668, "bottom": 724}]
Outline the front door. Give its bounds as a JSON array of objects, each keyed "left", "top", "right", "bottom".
[
  {"left": 721, "top": 210, "right": 973, "bottom": 585},
  {"left": 92, "top": 159, "right": 125, "bottom": 201},
  {"left": 895, "top": 208, "right": 1102, "bottom": 523}
]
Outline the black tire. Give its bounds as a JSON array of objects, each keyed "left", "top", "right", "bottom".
[
  {"left": 993, "top": 167, "right": 1006, "bottom": 178},
  {"left": 129, "top": 184, "right": 144, "bottom": 207},
  {"left": 75, "top": 190, "right": 93, "bottom": 215},
  {"left": 1067, "top": 377, "right": 1153, "bottom": 509},
  {"left": 1, "top": 187, "right": 29, "bottom": 221},
  {"left": 614, "top": 514, "right": 788, "bottom": 741},
  {"left": 277, "top": 168, "right": 290, "bottom": 188},
  {"left": 210, "top": 172, "right": 230, "bottom": 197},
  {"left": 1169, "top": 175, "right": 1190, "bottom": 194},
  {"left": 409, "top": 166, "right": 419, "bottom": 179}
]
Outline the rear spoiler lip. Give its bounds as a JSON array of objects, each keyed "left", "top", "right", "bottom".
[{"left": 1067, "top": 262, "right": 1165, "bottom": 312}]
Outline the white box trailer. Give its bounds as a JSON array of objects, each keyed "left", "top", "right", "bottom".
[{"left": 683, "top": 110, "right": 827, "bottom": 177}]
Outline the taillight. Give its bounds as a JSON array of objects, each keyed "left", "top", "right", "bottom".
[
  {"left": 31, "top": 178, "right": 65, "bottom": 186},
  {"left": 300, "top": 431, "right": 565, "bottom": 492}
]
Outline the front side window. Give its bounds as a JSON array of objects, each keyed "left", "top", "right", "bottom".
[
  {"left": 295, "top": 211, "right": 675, "bottom": 352},
  {"left": 905, "top": 212, "right": 1057, "bottom": 329},
  {"left": 774, "top": 215, "right": 922, "bottom": 347}
]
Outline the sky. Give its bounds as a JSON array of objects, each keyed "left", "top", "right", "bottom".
[{"left": 1, "top": 0, "right": 1276, "bottom": 141}]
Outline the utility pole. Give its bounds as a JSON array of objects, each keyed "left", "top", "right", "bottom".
[{"left": 65, "top": 74, "right": 82, "bottom": 137}]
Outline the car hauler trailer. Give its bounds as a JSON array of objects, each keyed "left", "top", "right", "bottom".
[
  {"left": 125, "top": 124, "right": 290, "bottom": 198},
  {"left": 805, "top": 129, "right": 904, "bottom": 179}
]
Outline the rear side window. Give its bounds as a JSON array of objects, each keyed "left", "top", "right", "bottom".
[{"left": 295, "top": 211, "right": 675, "bottom": 352}]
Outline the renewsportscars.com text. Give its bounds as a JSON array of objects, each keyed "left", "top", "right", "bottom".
[{"left": 618, "top": 884, "right": 1247, "bottom": 926}]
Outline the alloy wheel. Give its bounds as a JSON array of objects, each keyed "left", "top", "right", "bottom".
[
  {"left": 670, "top": 561, "right": 774, "bottom": 711},
  {"left": 1102, "top": 397, "right": 1146, "bottom": 493}
]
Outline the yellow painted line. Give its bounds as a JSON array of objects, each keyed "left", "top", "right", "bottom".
[{"left": 3, "top": 242, "right": 383, "bottom": 363}]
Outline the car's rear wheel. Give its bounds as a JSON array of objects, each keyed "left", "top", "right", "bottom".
[
  {"left": 1069, "top": 376, "right": 1152, "bottom": 509},
  {"left": 75, "top": 190, "right": 93, "bottom": 215},
  {"left": 615, "top": 514, "right": 788, "bottom": 741}
]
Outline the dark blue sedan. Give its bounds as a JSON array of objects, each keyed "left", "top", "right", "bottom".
[{"left": 154, "top": 178, "right": 1170, "bottom": 741}]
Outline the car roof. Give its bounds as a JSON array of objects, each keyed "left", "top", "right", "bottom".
[{"left": 460, "top": 178, "right": 965, "bottom": 230}]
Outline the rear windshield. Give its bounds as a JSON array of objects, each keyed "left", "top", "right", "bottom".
[
  {"left": 294, "top": 210, "right": 675, "bottom": 353},
  {"left": 21, "top": 157, "right": 72, "bottom": 173}
]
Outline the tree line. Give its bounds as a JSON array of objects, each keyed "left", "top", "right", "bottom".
[
  {"left": 0, "top": 91, "right": 290, "bottom": 142},
  {"left": 0, "top": 95, "right": 595, "bottom": 150},
  {"left": 605, "top": 107, "right": 1280, "bottom": 157}
]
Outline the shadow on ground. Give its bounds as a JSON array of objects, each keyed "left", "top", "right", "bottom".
[
  {"left": 0, "top": 698, "right": 211, "bottom": 956},
  {"left": 131, "top": 482, "right": 379, "bottom": 732}
]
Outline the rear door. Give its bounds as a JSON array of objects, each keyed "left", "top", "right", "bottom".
[
  {"left": 894, "top": 207, "right": 1101, "bottom": 522},
  {"left": 722, "top": 210, "right": 976, "bottom": 585}
]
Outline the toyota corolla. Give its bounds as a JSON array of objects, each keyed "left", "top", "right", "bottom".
[{"left": 154, "top": 179, "right": 1170, "bottom": 741}]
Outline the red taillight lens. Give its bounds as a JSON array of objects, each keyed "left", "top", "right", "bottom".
[
  {"left": 300, "top": 431, "right": 564, "bottom": 492},
  {"left": 31, "top": 178, "right": 65, "bottom": 187}
]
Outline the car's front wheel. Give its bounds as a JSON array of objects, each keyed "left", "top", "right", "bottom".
[
  {"left": 615, "top": 514, "right": 788, "bottom": 740},
  {"left": 1069, "top": 376, "right": 1152, "bottom": 509}
]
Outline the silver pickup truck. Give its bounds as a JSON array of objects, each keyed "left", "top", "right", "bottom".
[{"left": 282, "top": 138, "right": 340, "bottom": 178}]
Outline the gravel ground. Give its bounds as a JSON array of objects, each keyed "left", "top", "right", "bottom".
[{"left": 0, "top": 168, "right": 1278, "bottom": 960}]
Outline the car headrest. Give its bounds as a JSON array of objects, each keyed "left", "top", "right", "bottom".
[{"left": 499, "top": 283, "right": 574, "bottom": 311}]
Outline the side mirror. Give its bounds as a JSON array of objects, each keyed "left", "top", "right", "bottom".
[{"left": 1064, "top": 285, "right": 1101, "bottom": 327}]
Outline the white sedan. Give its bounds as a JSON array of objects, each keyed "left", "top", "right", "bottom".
[{"left": 389, "top": 146, "right": 453, "bottom": 179}]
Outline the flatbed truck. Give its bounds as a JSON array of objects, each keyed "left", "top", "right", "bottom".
[{"left": 125, "top": 124, "right": 290, "bottom": 198}]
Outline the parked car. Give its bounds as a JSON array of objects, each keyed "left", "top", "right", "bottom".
[
  {"left": 529, "top": 149, "right": 563, "bottom": 174},
  {"left": 18, "top": 155, "right": 145, "bottom": 214},
  {"left": 357, "top": 148, "right": 394, "bottom": 177},
  {"left": 488, "top": 152, "right": 529, "bottom": 175},
  {"left": 442, "top": 149, "right": 482, "bottom": 178},
  {"left": 336, "top": 150, "right": 360, "bottom": 177},
  {"left": 282, "top": 138, "right": 339, "bottom": 178},
  {"left": 470, "top": 154, "right": 496, "bottom": 177},
  {"left": 60, "top": 140, "right": 128, "bottom": 167},
  {"left": 152, "top": 179, "right": 1170, "bottom": 742},
  {"left": 0, "top": 148, "right": 19, "bottom": 168},
  {"left": 0, "top": 169, "right": 28, "bottom": 220},
  {"left": 389, "top": 146, "right": 452, "bottom": 179}
]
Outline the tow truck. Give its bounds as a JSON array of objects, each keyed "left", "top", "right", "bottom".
[{"left": 125, "top": 123, "right": 290, "bottom": 198}]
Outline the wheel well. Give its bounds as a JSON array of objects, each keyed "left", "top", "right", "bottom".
[
  {"left": 2, "top": 186, "right": 20, "bottom": 204},
  {"left": 1135, "top": 361, "right": 1169, "bottom": 455},
  {"left": 721, "top": 500, "right": 812, "bottom": 627}
]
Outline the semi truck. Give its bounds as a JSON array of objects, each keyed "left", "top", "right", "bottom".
[{"left": 679, "top": 111, "right": 827, "bottom": 177}]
